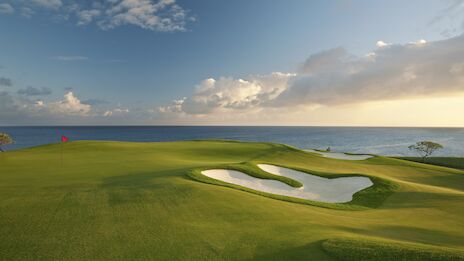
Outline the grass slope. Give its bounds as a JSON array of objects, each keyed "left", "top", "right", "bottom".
[
  {"left": 322, "top": 237, "right": 464, "bottom": 260},
  {"left": 0, "top": 140, "right": 463, "bottom": 260},
  {"left": 398, "top": 157, "right": 464, "bottom": 170}
]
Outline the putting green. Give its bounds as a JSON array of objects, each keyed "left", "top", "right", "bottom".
[{"left": 0, "top": 140, "right": 463, "bottom": 260}]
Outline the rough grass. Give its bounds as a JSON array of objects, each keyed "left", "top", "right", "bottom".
[
  {"left": 399, "top": 157, "right": 464, "bottom": 170},
  {"left": 0, "top": 140, "right": 463, "bottom": 260}
]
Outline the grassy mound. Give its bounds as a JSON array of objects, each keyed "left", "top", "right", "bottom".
[
  {"left": 399, "top": 157, "right": 464, "bottom": 170},
  {"left": 0, "top": 140, "right": 463, "bottom": 260},
  {"left": 189, "top": 162, "right": 398, "bottom": 210},
  {"left": 322, "top": 237, "right": 464, "bottom": 261}
]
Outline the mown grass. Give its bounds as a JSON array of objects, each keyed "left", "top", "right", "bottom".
[
  {"left": 399, "top": 157, "right": 464, "bottom": 170},
  {"left": 0, "top": 140, "right": 463, "bottom": 260},
  {"left": 322, "top": 237, "right": 464, "bottom": 261}
]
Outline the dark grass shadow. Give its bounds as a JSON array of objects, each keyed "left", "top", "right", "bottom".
[
  {"left": 333, "top": 225, "right": 464, "bottom": 247},
  {"left": 246, "top": 240, "right": 332, "bottom": 261},
  {"left": 321, "top": 237, "right": 464, "bottom": 261},
  {"left": 413, "top": 174, "right": 464, "bottom": 192},
  {"left": 379, "top": 191, "right": 464, "bottom": 209},
  {"left": 100, "top": 168, "right": 192, "bottom": 206}
]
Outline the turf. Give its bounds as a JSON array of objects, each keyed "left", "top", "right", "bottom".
[
  {"left": 398, "top": 157, "right": 464, "bottom": 170},
  {"left": 0, "top": 140, "right": 463, "bottom": 260}
]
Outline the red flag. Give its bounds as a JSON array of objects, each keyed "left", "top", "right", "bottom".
[{"left": 61, "top": 135, "right": 69, "bottom": 143}]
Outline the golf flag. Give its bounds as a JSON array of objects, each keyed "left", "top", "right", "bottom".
[{"left": 61, "top": 135, "right": 69, "bottom": 143}]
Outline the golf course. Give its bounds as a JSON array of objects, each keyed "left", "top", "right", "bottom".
[{"left": 0, "top": 140, "right": 463, "bottom": 260}]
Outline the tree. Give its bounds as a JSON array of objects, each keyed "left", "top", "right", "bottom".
[
  {"left": 408, "top": 141, "right": 443, "bottom": 162},
  {"left": 0, "top": 133, "right": 13, "bottom": 152}
]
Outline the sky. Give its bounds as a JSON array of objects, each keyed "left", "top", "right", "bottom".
[{"left": 0, "top": 0, "right": 464, "bottom": 126}]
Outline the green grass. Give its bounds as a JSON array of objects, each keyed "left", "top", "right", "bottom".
[
  {"left": 398, "top": 157, "right": 464, "bottom": 170},
  {"left": 322, "top": 237, "right": 464, "bottom": 260},
  {"left": 0, "top": 140, "right": 463, "bottom": 260}
]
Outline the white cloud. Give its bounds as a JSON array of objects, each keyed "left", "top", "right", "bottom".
[
  {"left": 103, "top": 108, "right": 129, "bottom": 117},
  {"left": 410, "top": 39, "right": 427, "bottom": 46},
  {"left": 159, "top": 72, "right": 295, "bottom": 115},
  {"left": 157, "top": 98, "right": 185, "bottom": 114},
  {"left": 273, "top": 35, "right": 464, "bottom": 107},
  {"left": 0, "top": 90, "right": 95, "bottom": 124},
  {"left": 46, "top": 92, "right": 91, "bottom": 116},
  {"left": 0, "top": 3, "right": 14, "bottom": 14},
  {"left": 376, "top": 40, "right": 390, "bottom": 48},
  {"left": 159, "top": 34, "right": 464, "bottom": 119}
]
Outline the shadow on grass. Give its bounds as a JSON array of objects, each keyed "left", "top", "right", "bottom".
[
  {"left": 413, "top": 174, "right": 464, "bottom": 192},
  {"left": 100, "top": 168, "right": 192, "bottom": 206},
  {"left": 380, "top": 191, "right": 464, "bottom": 209},
  {"left": 334, "top": 225, "right": 464, "bottom": 247},
  {"left": 247, "top": 240, "right": 331, "bottom": 261},
  {"left": 322, "top": 236, "right": 464, "bottom": 261}
]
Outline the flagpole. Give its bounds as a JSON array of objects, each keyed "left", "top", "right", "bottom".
[{"left": 61, "top": 141, "right": 63, "bottom": 168}]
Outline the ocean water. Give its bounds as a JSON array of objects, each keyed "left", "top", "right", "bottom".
[{"left": 1, "top": 126, "right": 463, "bottom": 156}]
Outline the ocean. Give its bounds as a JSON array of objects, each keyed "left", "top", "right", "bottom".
[{"left": 1, "top": 126, "right": 463, "bottom": 156}]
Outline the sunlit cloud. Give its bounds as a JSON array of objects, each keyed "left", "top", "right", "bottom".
[{"left": 158, "top": 34, "right": 464, "bottom": 126}]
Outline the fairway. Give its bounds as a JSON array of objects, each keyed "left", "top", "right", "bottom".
[{"left": 0, "top": 140, "right": 463, "bottom": 260}]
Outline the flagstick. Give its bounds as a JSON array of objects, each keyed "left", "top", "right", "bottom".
[{"left": 60, "top": 141, "right": 63, "bottom": 168}]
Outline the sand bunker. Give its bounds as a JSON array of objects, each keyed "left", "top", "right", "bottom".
[
  {"left": 306, "top": 149, "right": 373, "bottom": 160},
  {"left": 201, "top": 164, "right": 373, "bottom": 203}
]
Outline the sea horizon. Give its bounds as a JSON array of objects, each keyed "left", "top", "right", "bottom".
[{"left": 2, "top": 126, "right": 463, "bottom": 156}]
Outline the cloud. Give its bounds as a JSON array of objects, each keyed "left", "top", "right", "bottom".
[
  {"left": 17, "top": 86, "right": 52, "bottom": 96},
  {"left": 103, "top": 108, "right": 130, "bottom": 117},
  {"left": 30, "top": 0, "right": 62, "bottom": 9},
  {"left": 98, "top": 0, "right": 190, "bottom": 31},
  {"left": 299, "top": 47, "right": 348, "bottom": 75},
  {"left": 44, "top": 92, "right": 91, "bottom": 116},
  {"left": 52, "top": 56, "right": 89, "bottom": 61},
  {"left": 160, "top": 34, "right": 464, "bottom": 118},
  {"left": 77, "top": 9, "right": 101, "bottom": 25},
  {"left": 410, "top": 39, "right": 427, "bottom": 45},
  {"left": 159, "top": 72, "right": 295, "bottom": 115},
  {"left": 428, "top": 0, "right": 464, "bottom": 37},
  {"left": 20, "top": 7, "right": 34, "bottom": 17},
  {"left": 0, "top": 77, "right": 12, "bottom": 87},
  {"left": 274, "top": 35, "right": 464, "bottom": 107},
  {"left": 0, "top": 3, "right": 14, "bottom": 14},
  {"left": 0, "top": 90, "right": 109, "bottom": 125},
  {"left": 376, "top": 40, "right": 390, "bottom": 48},
  {"left": 2, "top": 0, "right": 193, "bottom": 32},
  {"left": 0, "top": 91, "right": 21, "bottom": 119}
]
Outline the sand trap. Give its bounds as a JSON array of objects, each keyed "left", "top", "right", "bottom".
[
  {"left": 306, "top": 149, "right": 373, "bottom": 160},
  {"left": 201, "top": 164, "right": 373, "bottom": 203}
]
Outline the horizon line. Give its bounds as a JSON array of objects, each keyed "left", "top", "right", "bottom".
[{"left": 1, "top": 125, "right": 463, "bottom": 128}]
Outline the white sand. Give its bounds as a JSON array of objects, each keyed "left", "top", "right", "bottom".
[
  {"left": 201, "top": 164, "right": 373, "bottom": 203},
  {"left": 305, "top": 149, "right": 373, "bottom": 160}
]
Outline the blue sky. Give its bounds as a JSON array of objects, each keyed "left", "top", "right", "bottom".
[{"left": 0, "top": 0, "right": 464, "bottom": 125}]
